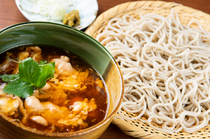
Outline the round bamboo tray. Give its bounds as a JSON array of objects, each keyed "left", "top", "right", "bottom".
[{"left": 85, "top": 1, "right": 210, "bottom": 139}]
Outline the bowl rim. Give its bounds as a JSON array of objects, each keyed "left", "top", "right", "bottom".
[{"left": 0, "top": 21, "right": 124, "bottom": 137}]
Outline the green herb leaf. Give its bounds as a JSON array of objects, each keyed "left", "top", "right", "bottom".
[
  {"left": 1, "top": 57, "right": 55, "bottom": 98},
  {"left": 39, "top": 60, "right": 48, "bottom": 65},
  {"left": 3, "top": 79, "right": 34, "bottom": 98},
  {"left": 36, "top": 62, "right": 55, "bottom": 88},
  {"left": 19, "top": 57, "right": 40, "bottom": 85},
  {"left": 0, "top": 74, "right": 19, "bottom": 82}
]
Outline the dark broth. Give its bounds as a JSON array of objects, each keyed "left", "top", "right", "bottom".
[{"left": 0, "top": 46, "right": 108, "bottom": 133}]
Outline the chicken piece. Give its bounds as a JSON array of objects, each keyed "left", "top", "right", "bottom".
[
  {"left": 30, "top": 116, "right": 48, "bottom": 126},
  {"left": 70, "top": 98, "right": 97, "bottom": 115},
  {"left": 25, "top": 46, "right": 43, "bottom": 62},
  {"left": 25, "top": 96, "right": 69, "bottom": 126},
  {"left": 32, "top": 53, "right": 43, "bottom": 63},
  {"left": 0, "top": 97, "right": 19, "bottom": 117},
  {"left": 17, "top": 52, "right": 29, "bottom": 61},
  {"left": 9, "top": 51, "right": 30, "bottom": 74},
  {"left": 26, "top": 46, "right": 41, "bottom": 54},
  {"left": 51, "top": 56, "right": 75, "bottom": 77},
  {"left": 41, "top": 101, "right": 69, "bottom": 113},
  {"left": 0, "top": 57, "right": 18, "bottom": 74},
  {"left": 32, "top": 90, "right": 51, "bottom": 100},
  {"left": 24, "top": 96, "right": 97, "bottom": 128},
  {"left": 15, "top": 96, "right": 28, "bottom": 124},
  {"left": 25, "top": 96, "right": 44, "bottom": 113},
  {"left": 0, "top": 59, "right": 10, "bottom": 73},
  {"left": 40, "top": 83, "right": 51, "bottom": 91}
]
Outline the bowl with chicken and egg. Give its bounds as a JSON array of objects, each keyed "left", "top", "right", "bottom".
[{"left": 0, "top": 22, "right": 123, "bottom": 139}]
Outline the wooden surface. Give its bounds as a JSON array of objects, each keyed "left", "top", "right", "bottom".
[{"left": 0, "top": 0, "right": 210, "bottom": 139}]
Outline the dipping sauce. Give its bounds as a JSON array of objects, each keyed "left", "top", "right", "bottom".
[{"left": 0, "top": 46, "right": 108, "bottom": 133}]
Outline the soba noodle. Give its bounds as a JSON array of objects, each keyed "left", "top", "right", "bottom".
[{"left": 96, "top": 9, "right": 210, "bottom": 133}]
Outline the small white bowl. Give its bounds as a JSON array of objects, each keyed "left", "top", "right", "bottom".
[{"left": 15, "top": 0, "right": 98, "bottom": 30}]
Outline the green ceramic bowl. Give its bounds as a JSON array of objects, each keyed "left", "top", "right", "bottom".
[{"left": 0, "top": 22, "right": 124, "bottom": 139}]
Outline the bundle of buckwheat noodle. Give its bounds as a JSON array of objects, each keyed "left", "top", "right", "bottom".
[{"left": 96, "top": 9, "right": 210, "bottom": 134}]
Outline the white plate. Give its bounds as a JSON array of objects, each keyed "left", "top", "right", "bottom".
[{"left": 15, "top": 0, "right": 98, "bottom": 30}]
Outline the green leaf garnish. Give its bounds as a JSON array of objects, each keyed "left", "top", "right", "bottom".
[
  {"left": 0, "top": 74, "right": 19, "bottom": 82},
  {"left": 0, "top": 57, "right": 55, "bottom": 98},
  {"left": 6, "top": 57, "right": 21, "bottom": 64},
  {"left": 19, "top": 58, "right": 40, "bottom": 85},
  {"left": 3, "top": 79, "right": 34, "bottom": 98},
  {"left": 36, "top": 62, "right": 55, "bottom": 88}
]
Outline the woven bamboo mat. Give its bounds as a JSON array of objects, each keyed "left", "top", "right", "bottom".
[{"left": 85, "top": 1, "right": 210, "bottom": 138}]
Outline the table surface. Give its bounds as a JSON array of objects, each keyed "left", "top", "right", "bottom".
[{"left": 0, "top": 0, "right": 210, "bottom": 139}]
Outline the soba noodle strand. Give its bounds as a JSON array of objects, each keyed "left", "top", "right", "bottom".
[{"left": 96, "top": 9, "right": 210, "bottom": 133}]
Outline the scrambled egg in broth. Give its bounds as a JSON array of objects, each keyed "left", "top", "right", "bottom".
[{"left": 0, "top": 46, "right": 108, "bottom": 133}]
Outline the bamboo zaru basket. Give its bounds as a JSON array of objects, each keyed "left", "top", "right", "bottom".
[{"left": 85, "top": 1, "right": 210, "bottom": 139}]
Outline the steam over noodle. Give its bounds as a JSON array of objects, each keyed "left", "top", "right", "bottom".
[{"left": 96, "top": 9, "right": 210, "bottom": 134}]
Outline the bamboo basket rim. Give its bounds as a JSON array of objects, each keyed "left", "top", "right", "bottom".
[
  {"left": 85, "top": 1, "right": 210, "bottom": 139},
  {"left": 85, "top": 1, "right": 210, "bottom": 35}
]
